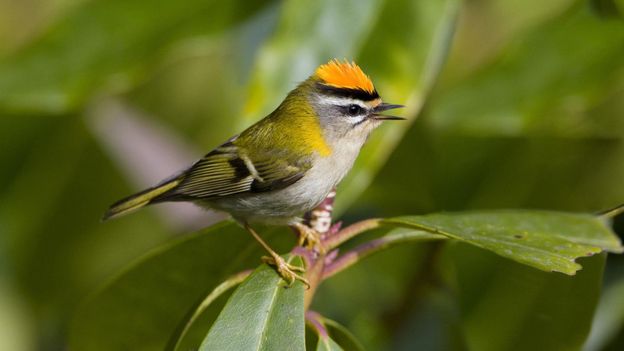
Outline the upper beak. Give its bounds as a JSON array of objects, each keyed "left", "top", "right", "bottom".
[{"left": 372, "top": 103, "right": 405, "bottom": 120}]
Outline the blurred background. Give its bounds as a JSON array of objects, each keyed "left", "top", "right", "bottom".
[{"left": 1, "top": 0, "right": 623, "bottom": 350}]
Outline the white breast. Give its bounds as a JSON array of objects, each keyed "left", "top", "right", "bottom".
[{"left": 207, "top": 136, "right": 366, "bottom": 225}]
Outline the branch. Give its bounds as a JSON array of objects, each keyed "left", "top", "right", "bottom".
[
  {"left": 305, "top": 189, "right": 336, "bottom": 235},
  {"left": 322, "top": 230, "right": 446, "bottom": 279},
  {"left": 305, "top": 310, "right": 329, "bottom": 339},
  {"left": 302, "top": 189, "right": 336, "bottom": 309},
  {"left": 299, "top": 191, "right": 445, "bottom": 308},
  {"left": 598, "top": 203, "right": 624, "bottom": 219},
  {"left": 324, "top": 218, "right": 382, "bottom": 250}
]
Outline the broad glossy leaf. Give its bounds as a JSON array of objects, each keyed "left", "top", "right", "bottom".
[
  {"left": 384, "top": 210, "right": 623, "bottom": 275},
  {"left": 200, "top": 256, "right": 305, "bottom": 351},
  {"left": 317, "top": 335, "right": 344, "bottom": 351},
  {"left": 69, "top": 221, "right": 295, "bottom": 351},
  {"left": 450, "top": 244, "right": 606, "bottom": 351},
  {"left": 307, "top": 312, "right": 362, "bottom": 351},
  {"left": 0, "top": 0, "right": 272, "bottom": 114},
  {"left": 172, "top": 271, "right": 250, "bottom": 351},
  {"left": 323, "top": 317, "right": 365, "bottom": 351}
]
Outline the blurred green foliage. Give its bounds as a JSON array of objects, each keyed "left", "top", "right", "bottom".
[{"left": 1, "top": 0, "right": 624, "bottom": 350}]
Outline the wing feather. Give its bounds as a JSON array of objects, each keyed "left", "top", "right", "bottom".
[{"left": 161, "top": 140, "right": 309, "bottom": 200}]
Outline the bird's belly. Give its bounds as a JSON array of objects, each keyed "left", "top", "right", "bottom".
[{"left": 207, "top": 150, "right": 357, "bottom": 225}]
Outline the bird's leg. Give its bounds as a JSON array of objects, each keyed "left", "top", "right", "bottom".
[
  {"left": 292, "top": 222, "right": 323, "bottom": 252},
  {"left": 244, "top": 223, "right": 309, "bottom": 288}
]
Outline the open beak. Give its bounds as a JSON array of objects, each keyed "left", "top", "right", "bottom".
[{"left": 372, "top": 103, "right": 405, "bottom": 120}]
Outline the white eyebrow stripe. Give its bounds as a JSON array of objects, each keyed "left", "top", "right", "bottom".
[{"left": 317, "top": 96, "right": 367, "bottom": 108}]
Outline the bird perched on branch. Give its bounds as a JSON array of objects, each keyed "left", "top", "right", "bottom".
[{"left": 103, "top": 59, "right": 404, "bottom": 285}]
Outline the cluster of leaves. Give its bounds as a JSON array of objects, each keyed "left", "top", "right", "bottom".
[
  {"left": 70, "top": 211, "right": 622, "bottom": 350},
  {"left": 1, "top": 0, "right": 624, "bottom": 350}
]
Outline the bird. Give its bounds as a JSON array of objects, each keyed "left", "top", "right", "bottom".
[{"left": 103, "top": 59, "right": 404, "bottom": 286}]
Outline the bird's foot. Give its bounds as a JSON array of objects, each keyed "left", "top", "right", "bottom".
[
  {"left": 293, "top": 223, "right": 324, "bottom": 252},
  {"left": 262, "top": 254, "right": 310, "bottom": 289}
]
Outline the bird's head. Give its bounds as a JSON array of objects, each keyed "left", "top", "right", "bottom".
[{"left": 303, "top": 59, "right": 404, "bottom": 141}]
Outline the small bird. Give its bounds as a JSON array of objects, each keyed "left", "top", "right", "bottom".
[{"left": 103, "top": 59, "right": 404, "bottom": 285}]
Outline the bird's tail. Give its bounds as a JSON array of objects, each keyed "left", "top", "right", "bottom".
[{"left": 102, "top": 178, "right": 182, "bottom": 221}]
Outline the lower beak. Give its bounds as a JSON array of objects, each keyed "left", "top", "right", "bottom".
[
  {"left": 373, "top": 115, "right": 406, "bottom": 121},
  {"left": 372, "top": 102, "right": 405, "bottom": 120}
]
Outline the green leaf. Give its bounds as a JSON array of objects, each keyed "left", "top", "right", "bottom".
[
  {"left": 323, "top": 226, "right": 446, "bottom": 279},
  {"left": 383, "top": 210, "right": 623, "bottom": 275},
  {"left": 317, "top": 336, "right": 344, "bottom": 351},
  {"left": 69, "top": 221, "right": 295, "bottom": 351},
  {"left": 172, "top": 271, "right": 250, "bottom": 351},
  {"left": 450, "top": 244, "right": 606, "bottom": 351},
  {"left": 307, "top": 312, "right": 362, "bottom": 351},
  {"left": 0, "top": 0, "right": 272, "bottom": 114},
  {"left": 200, "top": 256, "right": 305, "bottom": 351},
  {"left": 323, "top": 318, "right": 365, "bottom": 351}
]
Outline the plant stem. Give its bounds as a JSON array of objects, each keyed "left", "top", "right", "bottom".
[
  {"left": 300, "top": 193, "right": 444, "bottom": 308},
  {"left": 598, "top": 203, "right": 624, "bottom": 219},
  {"left": 304, "top": 254, "right": 326, "bottom": 310},
  {"left": 324, "top": 218, "right": 382, "bottom": 250},
  {"left": 305, "top": 189, "right": 336, "bottom": 235},
  {"left": 323, "top": 230, "right": 446, "bottom": 279},
  {"left": 305, "top": 311, "right": 329, "bottom": 339},
  {"left": 302, "top": 190, "right": 336, "bottom": 309}
]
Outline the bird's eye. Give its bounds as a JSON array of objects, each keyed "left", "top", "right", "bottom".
[{"left": 347, "top": 104, "right": 362, "bottom": 116}]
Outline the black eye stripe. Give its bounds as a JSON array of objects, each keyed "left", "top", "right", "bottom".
[{"left": 315, "top": 82, "right": 380, "bottom": 101}]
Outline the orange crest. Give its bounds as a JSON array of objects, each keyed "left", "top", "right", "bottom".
[{"left": 315, "top": 59, "right": 375, "bottom": 93}]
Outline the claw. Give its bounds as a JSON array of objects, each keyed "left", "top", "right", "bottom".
[
  {"left": 262, "top": 255, "right": 310, "bottom": 289},
  {"left": 293, "top": 223, "right": 323, "bottom": 251},
  {"left": 243, "top": 223, "right": 310, "bottom": 288}
]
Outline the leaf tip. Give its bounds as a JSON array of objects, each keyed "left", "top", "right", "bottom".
[
  {"left": 553, "top": 261, "right": 583, "bottom": 276},
  {"left": 611, "top": 244, "right": 624, "bottom": 254}
]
